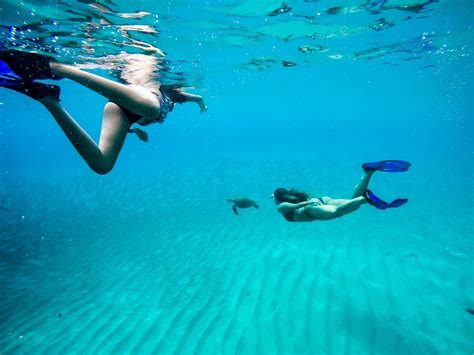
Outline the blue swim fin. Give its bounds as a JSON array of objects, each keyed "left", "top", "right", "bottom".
[
  {"left": 1, "top": 58, "right": 61, "bottom": 100},
  {"left": 0, "top": 59, "right": 22, "bottom": 84},
  {"left": 363, "top": 189, "right": 408, "bottom": 210},
  {"left": 0, "top": 50, "right": 62, "bottom": 80},
  {"left": 362, "top": 160, "right": 411, "bottom": 172},
  {"left": 0, "top": 80, "right": 60, "bottom": 101}
]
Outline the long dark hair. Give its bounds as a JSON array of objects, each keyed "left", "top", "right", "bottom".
[
  {"left": 159, "top": 84, "right": 187, "bottom": 104},
  {"left": 273, "top": 188, "right": 310, "bottom": 204}
]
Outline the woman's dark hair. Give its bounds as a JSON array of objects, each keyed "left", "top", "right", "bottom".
[
  {"left": 159, "top": 84, "right": 187, "bottom": 104},
  {"left": 273, "top": 188, "right": 310, "bottom": 204}
]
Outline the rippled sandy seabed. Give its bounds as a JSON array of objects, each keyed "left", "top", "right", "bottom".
[{"left": 1, "top": 158, "right": 473, "bottom": 354}]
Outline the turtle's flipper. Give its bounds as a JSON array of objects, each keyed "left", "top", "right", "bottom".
[{"left": 232, "top": 205, "right": 239, "bottom": 215}]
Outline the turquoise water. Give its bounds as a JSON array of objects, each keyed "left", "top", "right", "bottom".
[{"left": 1, "top": 0, "right": 473, "bottom": 354}]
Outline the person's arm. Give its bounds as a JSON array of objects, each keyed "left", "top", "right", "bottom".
[
  {"left": 179, "top": 92, "right": 207, "bottom": 112},
  {"left": 277, "top": 200, "right": 318, "bottom": 214}
]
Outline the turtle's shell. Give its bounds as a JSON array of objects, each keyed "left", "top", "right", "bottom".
[{"left": 233, "top": 198, "right": 256, "bottom": 208}]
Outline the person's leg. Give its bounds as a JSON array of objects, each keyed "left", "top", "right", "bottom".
[
  {"left": 39, "top": 97, "right": 130, "bottom": 174},
  {"left": 305, "top": 196, "right": 367, "bottom": 221},
  {"left": 333, "top": 196, "right": 367, "bottom": 216},
  {"left": 352, "top": 170, "right": 375, "bottom": 198},
  {"left": 49, "top": 62, "right": 160, "bottom": 119},
  {"left": 321, "top": 197, "right": 348, "bottom": 206},
  {"left": 319, "top": 169, "right": 374, "bottom": 205}
]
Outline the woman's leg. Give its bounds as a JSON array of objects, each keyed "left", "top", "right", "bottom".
[
  {"left": 40, "top": 97, "right": 130, "bottom": 174},
  {"left": 298, "top": 168, "right": 374, "bottom": 221},
  {"left": 352, "top": 170, "right": 375, "bottom": 198},
  {"left": 320, "top": 169, "right": 374, "bottom": 205},
  {"left": 332, "top": 197, "right": 367, "bottom": 216},
  {"left": 320, "top": 197, "right": 347, "bottom": 206},
  {"left": 306, "top": 196, "right": 367, "bottom": 221},
  {"left": 321, "top": 169, "right": 375, "bottom": 205},
  {"left": 49, "top": 62, "right": 160, "bottom": 118}
]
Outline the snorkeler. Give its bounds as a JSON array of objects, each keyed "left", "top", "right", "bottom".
[
  {"left": 272, "top": 160, "right": 411, "bottom": 222},
  {"left": 0, "top": 49, "right": 207, "bottom": 174}
]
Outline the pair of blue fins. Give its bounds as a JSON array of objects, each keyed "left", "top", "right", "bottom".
[
  {"left": 0, "top": 49, "right": 61, "bottom": 100},
  {"left": 362, "top": 160, "right": 411, "bottom": 210}
]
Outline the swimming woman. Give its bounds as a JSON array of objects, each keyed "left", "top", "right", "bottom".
[
  {"left": 272, "top": 160, "right": 411, "bottom": 222},
  {"left": 0, "top": 50, "right": 207, "bottom": 174}
]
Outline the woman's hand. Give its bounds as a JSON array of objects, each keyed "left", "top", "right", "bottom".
[
  {"left": 198, "top": 98, "right": 208, "bottom": 113},
  {"left": 308, "top": 198, "right": 322, "bottom": 206},
  {"left": 178, "top": 91, "right": 208, "bottom": 112}
]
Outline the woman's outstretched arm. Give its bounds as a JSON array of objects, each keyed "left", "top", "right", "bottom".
[
  {"left": 277, "top": 200, "right": 319, "bottom": 214},
  {"left": 178, "top": 92, "right": 207, "bottom": 112}
]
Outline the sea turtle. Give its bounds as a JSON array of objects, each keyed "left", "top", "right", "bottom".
[{"left": 227, "top": 198, "right": 259, "bottom": 216}]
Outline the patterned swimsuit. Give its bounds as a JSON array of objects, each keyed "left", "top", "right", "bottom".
[{"left": 118, "top": 88, "right": 174, "bottom": 126}]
